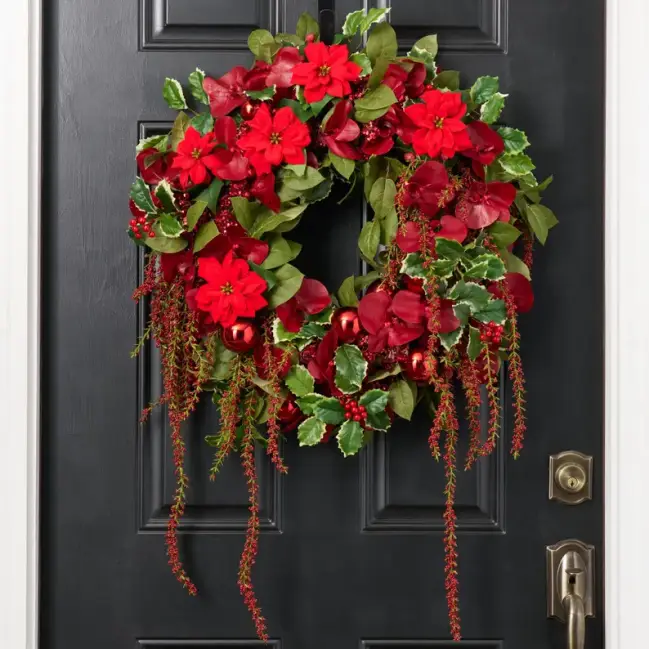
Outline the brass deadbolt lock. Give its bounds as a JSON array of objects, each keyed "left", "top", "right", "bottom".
[{"left": 549, "top": 451, "right": 593, "bottom": 505}]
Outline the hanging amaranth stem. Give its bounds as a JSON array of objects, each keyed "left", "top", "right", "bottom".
[{"left": 459, "top": 359, "right": 483, "bottom": 471}]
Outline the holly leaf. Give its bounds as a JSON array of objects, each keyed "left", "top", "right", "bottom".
[
  {"left": 369, "top": 178, "right": 397, "bottom": 220},
  {"left": 130, "top": 177, "right": 157, "bottom": 214},
  {"left": 277, "top": 98, "right": 312, "bottom": 123},
  {"left": 285, "top": 366, "right": 315, "bottom": 397},
  {"left": 337, "top": 420, "right": 364, "bottom": 457},
  {"left": 163, "top": 77, "right": 187, "bottom": 110},
  {"left": 448, "top": 281, "right": 491, "bottom": 312},
  {"left": 193, "top": 221, "right": 219, "bottom": 252},
  {"left": 144, "top": 222, "right": 188, "bottom": 253},
  {"left": 266, "top": 263, "right": 304, "bottom": 308},
  {"left": 154, "top": 180, "right": 176, "bottom": 213},
  {"left": 470, "top": 76, "right": 499, "bottom": 104},
  {"left": 388, "top": 380, "right": 416, "bottom": 421},
  {"left": 473, "top": 299, "right": 506, "bottom": 324},
  {"left": 488, "top": 221, "right": 522, "bottom": 248},
  {"left": 342, "top": 10, "right": 366, "bottom": 36},
  {"left": 136, "top": 134, "right": 168, "bottom": 153},
  {"left": 169, "top": 112, "right": 191, "bottom": 151},
  {"left": 313, "top": 397, "right": 346, "bottom": 425},
  {"left": 480, "top": 93, "right": 507, "bottom": 124},
  {"left": 499, "top": 153, "right": 535, "bottom": 177},
  {"left": 359, "top": 389, "right": 390, "bottom": 430},
  {"left": 400, "top": 253, "right": 427, "bottom": 279},
  {"left": 497, "top": 127, "right": 530, "bottom": 154},
  {"left": 296, "top": 12, "right": 319, "bottom": 41},
  {"left": 408, "top": 34, "right": 439, "bottom": 61},
  {"left": 188, "top": 68, "right": 208, "bottom": 104},
  {"left": 296, "top": 393, "right": 324, "bottom": 416},
  {"left": 330, "top": 153, "right": 356, "bottom": 179},
  {"left": 298, "top": 417, "right": 327, "bottom": 447},
  {"left": 190, "top": 112, "right": 215, "bottom": 136},
  {"left": 436, "top": 237, "right": 465, "bottom": 261},
  {"left": 196, "top": 178, "right": 223, "bottom": 214},
  {"left": 429, "top": 258, "right": 457, "bottom": 279},
  {"left": 467, "top": 326, "right": 482, "bottom": 362},
  {"left": 439, "top": 327, "right": 464, "bottom": 351},
  {"left": 366, "top": 22, "right": 398, "bottom": 64},
  {"left": 334, "top": 344, "right": 368, "bottom": 394},
  {"left": 358, "top": 219, "right": 381, "bottom": 261},
  {"left": 463, "top": 253, "right": 506, "bottom": 281},
  {"left": 158, "top": 213, "right": 184, "bottom": 238},
  {"left": 186, "top": 200, "right": 207, "bottom": 230},
  {"left": 338, "top": 276, "right": 359, "bottom": 307}
]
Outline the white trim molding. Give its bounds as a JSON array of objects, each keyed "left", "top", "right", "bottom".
[
  {"left": 2, "top": 0, "right": 649, "bottom": 647},
  {"left": 605, "top": 0, "right": 649, "bottom": 647},
  {"left": 0, "top": 1, "right": 41, "bottom": 648}
]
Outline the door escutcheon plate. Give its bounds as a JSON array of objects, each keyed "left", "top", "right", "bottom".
[{"left": 549, "top": 451, "right": 593, "bottom": 505}]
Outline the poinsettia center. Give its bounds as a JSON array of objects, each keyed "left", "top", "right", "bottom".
[
  {"left": 269, "top": 132, "right": 282, "bottom": 145},
  {"left": 191, "top": 147, "right": 202, "bottom": 159},
  {"left": 435, "top": 117, "right": 445, "bottom": 129},
  {"left": 318, "top": 64, "right": 331, "bottom": 77},
  {"left": 220, "top": 282, "right": 234, "bottom": 295}
]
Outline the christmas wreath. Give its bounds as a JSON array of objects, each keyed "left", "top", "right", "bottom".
[{"left": 129, "top": 9, "right": 557, "bottom": 642}]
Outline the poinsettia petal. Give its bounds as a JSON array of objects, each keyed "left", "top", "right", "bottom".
[
  {"left": 214, "top": 116, "right": 237, "bottom": 147},
  {"left": 391, "top": 290, "right": 425, "bottom": 324},
  {"left": 251, "top": 173, "right": 281, "bottom": 213},
  {"left": 358, "top": 291, "right": 390, "bottom": 335}
]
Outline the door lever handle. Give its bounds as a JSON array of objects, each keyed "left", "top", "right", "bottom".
[{"left": 547, "top": 540, "right": 595, "bottom": 649}]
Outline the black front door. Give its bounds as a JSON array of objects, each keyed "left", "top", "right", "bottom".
[{"left": 40, "top": 1, "right": 605, "bottom": 648}]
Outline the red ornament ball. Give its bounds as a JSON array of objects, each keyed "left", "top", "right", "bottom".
[
  {"left": 221, "top": 320, "right": 259, "bottom": 353},
  {"left": 240, "top": 101, "right": 257, "bottom": 121},
  {"left": 403, "top": 348, "right": 429, "bottom": 383},
  {"left": 333, "top": 308, "right": 362, "bottom": 343}
]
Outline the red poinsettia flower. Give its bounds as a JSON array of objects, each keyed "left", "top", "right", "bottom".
[
  {"left": 195, "top": 251, "right": 268, "bottom": 327},
  {"left": 159, "top": 249, "right": 195, "bottom": 285},
  {"left": 211, "top": 117, "right": 249, "bottom": 181},
  {"left": 358, "top": 290, "right": 426, "bottom": 353},
  {"left": 382, "top": 62, "right": 426, "bottom": 102},
  {"left": 237, "top": 104, "right": 311, "bottom": 175},
  {"left": 462, "top": 121, "right": 505, "bottom": 166},
  {"left": 276, "top": 278, "right": 331, "bottom": 332},
  {"left": 455, "top": 180, "right": 516, "bottom": 229},
  {"left": 360, "top": 106, "right": 402, "bottom": 157},
  {"left": 291, "top": 42, "right": 362, "bottom": 104},
  {"left": 404, "top": 89, "right": 472, "bottom": 159},
  {"left": 204, "top": 66, "right": 265, "bottom": 118},
  {"left": 136, "top": 148, "right": 175, "bottom": 185},
  {"left": 169, "top": 127, "right": 221, "bottom": 188},
  {"left": 488, "top": 272, "right": 534, "bottom": 313},
  {"left": 396, "top": 215, "right": 468, "bottom": 253},
  {"left": 402, "top": 161, "right": 450, "bottom": 217},
  {"left": 250, "top": 173, "right": 281, "bottom": 213},
  {"left": 199, "top": 232, "right": 269, "bottom": 266},
  {"left": 267, "top": 47, "right": 303, "bottom": 88},
  {"left": 322, "top": 99, "right": 361, "bottom": 160},
  {"left": 245, "top": 61, "right": 271, "bottom": 92}
]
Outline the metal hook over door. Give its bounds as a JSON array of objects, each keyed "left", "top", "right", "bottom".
[{"left": 547, "top": 540, "right": 595, "bottom": 649}]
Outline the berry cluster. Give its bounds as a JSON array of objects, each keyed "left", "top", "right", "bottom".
[
  {"left": 129, "top": 214, "right": 155, "bottom": 240},
  {"left": 341, "top": 396, "right": 368, "bottom": 425},
  {"left": 480, "top": 321, "right": 504, "bottom": 346}
]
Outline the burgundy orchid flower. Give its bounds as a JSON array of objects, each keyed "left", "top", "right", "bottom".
[
  {"left": 250, "top": 173, "right": 281, "bottom": 213},
  {"left": 358, "top": 290, "right": 426, "bottom": 353},
  {"left": 245, "top": 61, "right": 271, "bottom": 92},
  {"left": 136, "top": 148, "right": 175, "bottom": 185},
  {"left": 396, "top": 215, "right": 468, "bottom": 253},
  {"left": 461, "top": 121, "right": 505, "bottom": 166},
  {"left": 204, "top": 67, "right": 254, "bottom": 117},
  {"left": 199, "top": 231, "right": 269, "bottom": 266},
  {"left": 402, "top": 161, "right": 450, "bottom": 217},
  {"left": 488, "top": 272, "right": 534, "bottom": 313},
  {"left": 307, "top": 328, "right": 338, "bottom": 385},
  {"left": 266, "top": 47, "right": 304, "bottom": 88},
  {"left": 322, "top": 100, "right": 362, "bottom": 160},
  {"left": 360, "top": 106, "right": 401, "bottom": 157},
  {"left": 212, "top": 117, "right": 249, "bottom": 181},
  {"left": 382, "top": 62, "right": 426, "bottom": 102},
  {"left": 277, "top": 278, "right": 331, "bottom": 332},
  {"left": 438, "top": 299, "right": 461, "bottom": 333},
  {"left": 160, "top": 250, "right": 195, "bottom": 285},
  {"left": 455, "top": 180, "right": 516, "bottom": 229}
]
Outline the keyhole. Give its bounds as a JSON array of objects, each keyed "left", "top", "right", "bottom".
[
  {"left": 567, "top": 477, "right": 579, "bottom": 489},
  {"left": 569, "top": 574, "right": 576, "bottom": 585}
]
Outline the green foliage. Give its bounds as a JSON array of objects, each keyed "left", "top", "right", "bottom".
[
  {"left": 246, "top": 87, "right": 276, "bottom": 101},
  {"left": 467, "top": 326, "right": 482, "bottom": 362},
  {"left": 193, "top": 221, "right": 219, "bottom": 252},
  {"left": 313, "top": 397, "right": 346, "bottom": 425},
  {"left": 498, "top": 127, "right": 530, "bottom": 154},
  {"left": 350, "top": 52, "right": 372, "bottom": 77},
  {"left": 337, "top": 420, "right": 364, "bottom": 457},
  {"left": 366, "top": 22, "right": 398, "bottom": 64},
  {"left": 136, "top": 134, "right": 168, "bottom": 153},
  {"left": 285, "top": 366, "right": 315, "bottom": 397},
  {"left": 488, "top": 221, "right": 522, "bottom": 248},
  {"left": 358, "top": 219, "right": 381, "bottom": 261},
  {"left": 463, "top": 253, "right": 506, "bottom": 281},
  {"left": 440, "top": 327, "right": 464, "bottom": 351},
  {"left": 190, "top": 113, "right": 214, "bottom": 135},
  {"left": 354, "top": 84, "right": 398, "bottom": 122},
  {"left": 185, "top": 200, "right": 207, "bottom": 230},
  {"left": 499, "top": 153, "right": 535, "bottom": 177},
  {"left": 408, "top": 34, "right": 438, "bottom": 61},
  {"left": 230, "top": 196, "right": 257, "bottom": 231},
  {"left": 434, "top": 70, "right": 460, "bottom": 91},
  {"left": 162, "top": 77, "right": 187, "bottom": 110},
  {"left": 525, "top": 203, "right": 558, "bottom": 244},
  {"left": 338, "top": 276, "right": 359, "bottom": 307},
  {"left": 249, "top": 204, "right": 307, "bottom": 238},
  {"left": 369, "top": 178, "right": 397, "bottom": 220},
  {"left": 154, "top": 180, "right": 176, "bottom": 213},
  {"left": 480, "top": 92, "right": 507, "bottom": 124},
  {"left": 334, "top": 345, "right": 368, "bottom": 394},
  {"left": 470, "top": 76, "right": 499, "bottom": 104},
  {"left": 196, "top": 178, "right": 223, "bottom": 214},
  {"left": 248, "top": 29, "right": 278, "bottom": 62},
  {"left": 343, "top": 8, "right": 390, "bottom": 37},
  {"left": 188, "top": 68, "right": 208, "bottom": 104},
  {"left": 473, "top": 299, "right": 506, "bottom": 324},
  {"left": 435, "top": 237, "right": 465, "bottom": 261},
  {"left": 448, "top": 280, "right": 491, "bottom": 312},
  {"left": 145, "top": 223, "right": 188, "bottom": 253},
  {"left": 388, "top": 380, "right": 416, "bottom": 421},
  {"left": 298, "top": 417, "right": 327, "bottom": 446},
  {"left": 329, "top": 153, "right": 356, "bottom": 179},
  {"left": 266, "top": 263, "right": 304, "bottom": 308},
  {"left": 158, "top": 213, "right": 184, "bottom": 238},
  {"left": 400, "top": 252, "right": 427, "bottom": 279},
  {"left": 169, "top": 112, "right": 191, "bottom": 151},
  {"left": 262, "top": 234, "right": 300, "bottom": 269},
  {"left": 296, "top": 12, "right": 319, "bottom": 41},
  {"left": 130, "top": 178, "right": 157, "bottom": 214}
]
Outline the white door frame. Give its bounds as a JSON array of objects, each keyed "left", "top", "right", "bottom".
[{"left": 2, "top": 0, "right": 647, "bottom": 646}]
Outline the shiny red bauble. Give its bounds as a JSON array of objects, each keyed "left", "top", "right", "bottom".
[
  {"left": 333, "top": 308, "right": 362, "bottom": 343},
  {"left": 221, "top": 320, "right": 259, "bottom": 353},
  {"left": 403, "top": 348, "right": 430, "bottom": 382},
  {"left": 240, "top": 101, "right": 257, "bottom": 121}
]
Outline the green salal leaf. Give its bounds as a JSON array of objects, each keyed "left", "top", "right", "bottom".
[
  {"left": 163, "top": 77, "right": 188, "bottom": 110},
  {"left": 186, "top": 200, "right": 207, "bottom": 230},
  {"left": 145, "top": 222, "right": 188, "bottom": 253},
  {"left": 188, "top": 68, "right": 208, "bottom": 105},
  {"left": 502, "top": 250, "right": 531, "bottom": 280},
  {"left": 497, "top": 127, "right": 530, "bottom": 154},
  {"left": 154, "top": 180, "right": 176, "bottom": 213},
  {"left": 380, "top": 208, "right": 398, "bottom": 245},
  {"left": 329, "top": 153, "right": 356, "bottom": 179},
  {"left": 282, "top": 166, "right": 326, "bottom": 191},
  {"left": 334, "top": 344, "right": 368, "bottom": 394},
  {"left": 337, "top": 420, "right": 364, "bottom": 457},
  {"left": 408, "top": 34, "right": 439, "bottom": 61},
  {"left": 296, "top": 12, "right": 320, "bottom": 41},
  {"left": 463, "top": 253, "right": 506, "bottom": 281},
  {"left": 355, "top": 84, "right": 398, "bottom": 113},
  {"left": 158, "top": 213, "right": 184, "bottom": 238},
  {"left": 277, "top": 98, "right": 312, "bottom": 123},
  {"left": 354, "top": 105, "right": 391, "bottom": 123},
  {"left": 266, "top": 263, "right": 304, "bottom": 308},
  {"left": 400, "top": 252, "right": 427, "bottom": 279},
  {"left": 275, "top": 32, "right": 304, "bottom": 47},
  {"left": 342, "top": 10, "right": 366, "bottom": 36},
  {"left": 230, "top": 196, "right": 257, "bottom": 231},
  {"left": 193, "top": 221, "right": 219, "bottom": 252},
  {"left": 248, "top": 29, "right": 275, "bottom": 59},
  {"left": 360, "top": 7, "right": 391, "bottom": 33},
  {"left": 435, "top": 237, "right": 465, "bottom": 261},
  {"left": 467, "top": 326, "right": 482, "bottom": 362},
  {"left": 296, "top": 393, "right": 325, "bottom": 416},
  {"left": 246, "top": 86, "right": 276, "bottom": 101},
  {"left": 191, "top": 112, "right": 215, "bottom": 135},
  {"left": 474, "top": 299, "right": 506, "bottom": 324},
  {"left": 309, "top": 94, "right": 333, "bottom": 116},
  {"left": 366, "top": 22, "right": 398, "bottom": 65},
  {"left": 448, "top": 280, "right": 491, "bottom": 312},
  {"left": 251, "top": 203, "right": 308, "bottom": 238},
  {"left": 285, "top": 366, "right": 315, "bottom": 397},
  {"left": 212, "top": 336, "right": 238, "bottom": 381},
  {"left": 338, "top": 276, "right": 359, "bottom": 307},
  {"left": 130, "top": 177, "right": 157, "bottom": 214},
  {"left": 169, "top": 112, "right": 191, "bottom": 151},
  {"left": 298, "top": 417, "right": 327, "bottom": 447},
  {"left": 470, "top": 76, "right": 499, "bottom": 104},
  {"left": 354, "top": 271, "right": 381, "bottom": 292},
  {"left": 433, "top": 70, "right": 460, "bottom": 91},
  {"left": 499, "top": 153, "right": 536, "bottom": 177},
  {"left": 488, "top": 221, "right": 522, "bottom": 248},
  {"left": 358, "top": 219, "right": 381, "bottom": 261},
  {"left": 249, "top": 262, "right": 277, "bottom": 290},
  {"left": 262, "top": 234, "right": 295, "bottom": 269},
  {"left": 439, "top": 326, "right": 464, "bottom": 351},
  {"left": 480, "top": 92, "right": 508, "bottom": 124},
  {"left": 523, "top": 175, "right": 553, "bottom": 204},
  {"left": 525, "top": 203, "right": 558, "bottom": 245},
  {"left": 136, "top": 134, "right": 168, "bottom": 154},
  {"left": 388, "top": 380, "right": 415, "bottom": 421},
  {"left": 369, "top": 177, "right": 397, "bottom": 220},
  {"left": 313, "top": 397, "right": 346, "bottom": 425},
  {"left": 196, "top": 178, "right": 223, "bottom": 214},
  {"left": 368, "top": 56, "right": 391, "bottom": 88}
]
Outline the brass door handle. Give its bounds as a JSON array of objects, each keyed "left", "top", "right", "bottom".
[{"left": 547, "top": 540, "right": 595, "bottom": 649}]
